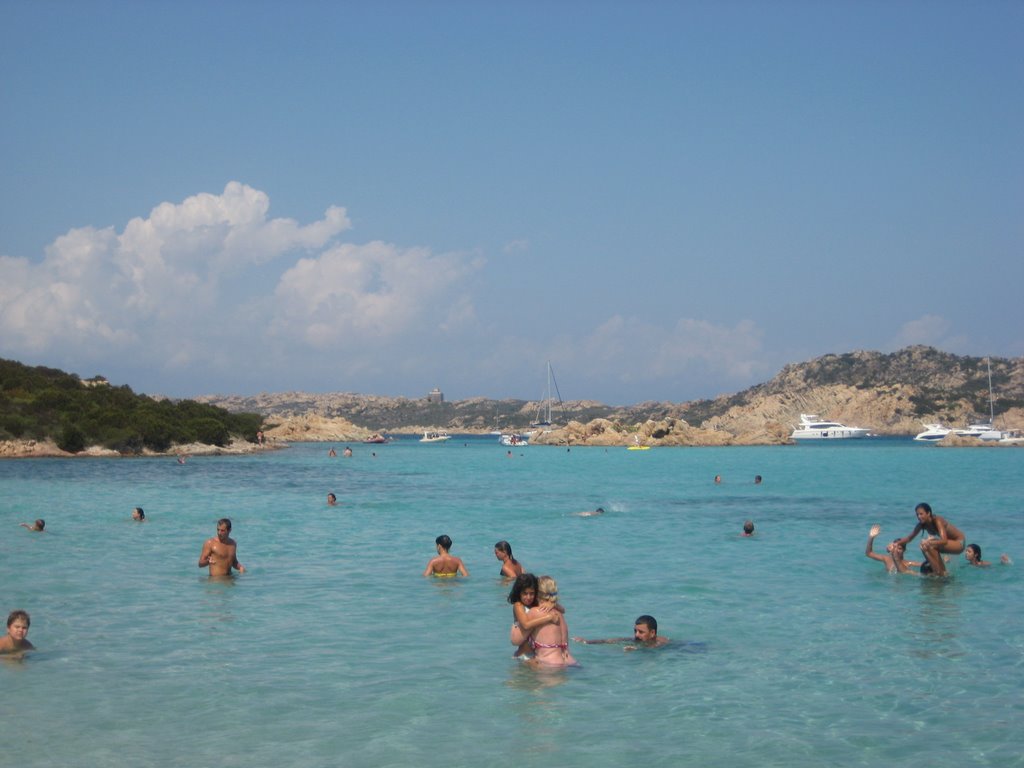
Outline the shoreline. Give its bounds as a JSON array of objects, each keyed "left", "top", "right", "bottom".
[{"left": 0, "top": 437, "right": 287, "bottom": 459}]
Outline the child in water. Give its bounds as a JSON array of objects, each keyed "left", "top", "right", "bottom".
[{"left": 1, "top": 610, "right": 35, "bottom": 656}]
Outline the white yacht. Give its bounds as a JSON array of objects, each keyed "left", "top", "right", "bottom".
[
  {"left": 914, "top": 423, "right": 952, "bottom": 442},
  {"left": 791, "top": 414, "right": 871, "bottom": 440},
  {"left": 420, "top": 431, "right": 451, "bottom": 443}
]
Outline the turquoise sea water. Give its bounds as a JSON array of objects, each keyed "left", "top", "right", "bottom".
[{"left": 2, "top": 438, "right": 1022, "bottom": 768}]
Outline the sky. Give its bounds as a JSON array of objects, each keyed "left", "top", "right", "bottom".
[{"left": 1, "top": 0, "right": 1021, "bottom": 405}]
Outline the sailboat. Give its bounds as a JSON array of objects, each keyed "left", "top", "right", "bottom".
[{"left": 530, "top": 361, "right": 565, "bottom": 429}]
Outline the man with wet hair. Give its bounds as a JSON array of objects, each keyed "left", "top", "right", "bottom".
[
  {"left": 198, "top": 518, "right": 245, "bottom": 576},
  {"left": 573, "top": 614, "right": 669, "bottom": 649}
]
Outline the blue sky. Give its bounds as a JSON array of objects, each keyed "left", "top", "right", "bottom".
[{"left": 1, "top": 0, "right": 1021, "bottom": 404}]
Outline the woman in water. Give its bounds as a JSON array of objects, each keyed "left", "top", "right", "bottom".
[
  {"left": 527, "top": 575, "right": 578, "bottom": 667},
  {"left": 508, "top": 573, "right": 561, "bottom": 659},
  {"left": 494, "top": 540, "right": 524, "bottom": 580}
]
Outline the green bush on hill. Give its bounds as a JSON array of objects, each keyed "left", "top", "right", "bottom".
[{"left": 0, "top": 358, "right": 263, "bottom": 454}]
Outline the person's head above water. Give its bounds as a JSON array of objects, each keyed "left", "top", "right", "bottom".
[
  {"left": 507, "top": 572, "right": 539, "bottom": 605},
  {"left": 537, "top": 575, "right": 559, "bottom": 605},
  {"left": 965, "top": 543, "right": 982, "bottom": 563},
  {"left": 494, "top": 540, "right": 517, "bottom": 562},
  {"left": 435, "top": 534, "right": 453, "bottom": 552},
  {"left": 634, "top": 615, "right": 658, "bottom": 642},
  {"left": 742, "top": 520, "right": 754, "bottom": 536},
  {"left": 132, "top": 507, "right": 145, "bottom": 520},
  {"left": 915, "top": 502, "right": 934, "bottom": 523}
]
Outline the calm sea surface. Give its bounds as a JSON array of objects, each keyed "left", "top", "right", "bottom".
[{"left": 2, "top": 438, "right": 1022, "bottom": 767}]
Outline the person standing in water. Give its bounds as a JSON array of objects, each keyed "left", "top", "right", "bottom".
[
  {"left": 198, "top": 518, "right": 245, "bottom": 577},
  {"left": 507, "top": 573, "right": 562, "bottom": 658},
  {"left": 494, "top": 540, "right": 523, "bottom": 579},
  {"left": 423, "top": 535, "right": 469, "bottom": 578},
  {"left": 527, "top": 576, "right": 578, "bottom": 667},
  {"left": 895, "top": 503, "right": 964, "bottom": 576}
]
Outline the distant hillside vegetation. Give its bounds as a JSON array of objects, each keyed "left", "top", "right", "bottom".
[
  {"left": 0, "top": 358, "right": 264, "bottom": 453},
  {"left": 197, "top": 346, "right": 1024, "bottom": 434}
]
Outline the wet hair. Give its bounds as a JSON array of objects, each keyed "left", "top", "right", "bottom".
[
  {"left": 890, "top": 539, "right": 905, "bottom": 555},
  {"left": 754, "top": 475, "right": 762, "bottom": 483},
  {"left": 507, "top": 573, "right": 539, "bottom": 605},
  {"left": 635, "top": 615, "right": 658, "bottom": 633},
  {"left": 537, "top": 575, "right": 559, "bottom": 604},
  {"left": 494, "top": 540, "right": 518, "bottom": 564},
  {"left": 217, "top": 518, "right": 232, "bottom": 531},
  {"left": 7, "top": 610, "right": 30, "bottom": 628},
  {"left": 743, "top": 520, "right": 755, "bottom": 535},
  {"left": 34, "top": 519, "right": 45, "bottom": 530},
  {"left": 435, "top": 534, "right": 452, "bottom": 551},
  {"left": 595, "top": 507, "right": 605, "bottom": 514},
  {"left": 967, "top": 543, "right": 982, "bottom": 560},
  {"left": 133, "top": 507, "right": 145, "bottom": 519},
  {"left": 915, "top": 502, "right": 933, "bottom": 517},
  {"left": 920, "top": 559, "right": 934, "bottom": 575}
]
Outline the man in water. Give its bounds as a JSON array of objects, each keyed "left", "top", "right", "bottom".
[
  {"left": 423, "top": 534, "right": 469, "bottom": 577},
  {"left": 572, "top": 615, "right": 669, "bottom": 650},
  {"left": 575, "top": 507, "right": 605, "bottom": 517},
  {"left": 0, "top": 610, "right": 35, "bottom": 655},
  {"left": 198, "top": 518, "right": 245, "bottom": 576},
  {"left": 19, "top": 519, "right": 45, "bottom": 532},
  {"left": 895, "top": 502, "right": 964, "bottom": 576},
  {"left": 864, "top": 524, "right": 916, "bottom": 573},
  {"left": 742, "top": 520, "right": 755, "bottom": 536}
]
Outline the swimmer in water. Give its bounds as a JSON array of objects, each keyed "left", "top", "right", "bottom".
[
  {"left": 741, "top": 520, "right": 755, "bottom": 537},
  {"left": 573, "top": 614, "right": 670, "bottom": 650},
  {"left": 19, "top": 519, "right": 45, "bottom": 532},
  {"left": 964, "top": 543, "right": 1011, "bottom": 567},
  {"left": 575, "top": 507, "right": 605, "bottom": 517},
  {"left": 132, "top": 507, "right": 145, "bottom": 521},
  {"left": 894, "top": 503, "right": 964, "bottom": 576},
  {"left": 198, "top": 518, "right": 245, "bottom": 577},
  {"left": 864, "top": 524, "right": 918, "bottom": 574},
  {"left": 494, "top": 540, "right": 524, "bottom": 579},
  {"left": 1, "top": 610, "right": 35, "bottom": 656},
  {"left": 508, "top": 573, "right": 562, "bottom": 658},
  {"left": 327, "top": 493, "right": 338, "bottom": 506},
  {"left": 423, "top": 535, "right": 469, "bottom": 578},
  {"left": 527, "top": 576, "right": 578, "bottom": 667}
]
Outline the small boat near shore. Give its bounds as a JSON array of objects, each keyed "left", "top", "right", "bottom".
[
  {"left": 791, "top": 414, "right": 871, "bottom": 440},
  {"left": 499, "top": 433, "right": 528, "bottom": 446},
  {"left": 363, "top": 434, "right": 390, "bottom": 444},
  {"left": 420, "top": 431, "right": 451, "bottom": 443}
]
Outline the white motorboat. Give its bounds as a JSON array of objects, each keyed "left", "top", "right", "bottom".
[
  {"left": 998, "top": 429, "right": 1024, "bottom": 446},
  {"left": 499, "top": 433, "right": 529, "bottom": 447},
  {"left": 791, "top": 414, "right": 871, "bottom": 440},
  {"left": 914, "top": 423, "right": 952, "bottom": 442},
  {"left": 420, "top": 431, "right": 451, "bottom": 443}
]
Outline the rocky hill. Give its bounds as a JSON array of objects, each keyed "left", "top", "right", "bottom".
[{"left": 196, "top": 346, "right": 1024, "bottom": 444}]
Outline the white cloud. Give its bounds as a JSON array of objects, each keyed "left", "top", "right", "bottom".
[
  {"left": 0, "top": 183, "right": 483, "bottom": 387},
  {"left": 269, "top": 242, "right": 481, "bottom": 348},
  {"left": 572, "top": 315, "right": 764, "bottom": 384},
  {"left": 888, "top": 314, "right": 968, "bottom": 351}
]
